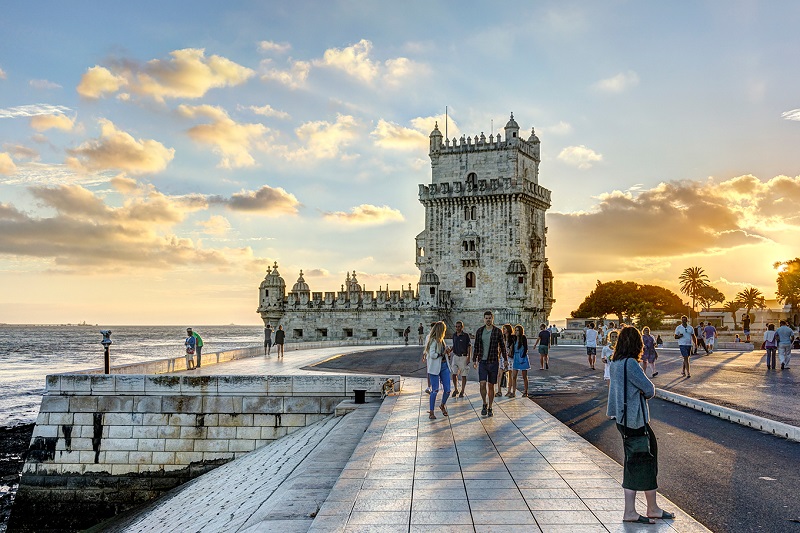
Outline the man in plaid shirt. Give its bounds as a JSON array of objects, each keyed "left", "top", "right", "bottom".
[{"left": 473, "top": 310, "right": 507, "bottom": 417}]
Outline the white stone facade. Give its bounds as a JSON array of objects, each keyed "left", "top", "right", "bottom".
[{"left": 258, "top": 113, "right": 554, "bottom": 338}]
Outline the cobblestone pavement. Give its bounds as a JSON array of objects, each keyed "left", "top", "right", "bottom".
[{"left": 310, "top": 378, "right": 709, "bottom": 533}]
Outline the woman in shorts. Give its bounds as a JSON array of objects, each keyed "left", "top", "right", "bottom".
[
  {"left": 641, "top": 326, "right": 658, "bottom": 378},
  {"left": 500, "top": 323, "right": 514, "bottom": 397}
]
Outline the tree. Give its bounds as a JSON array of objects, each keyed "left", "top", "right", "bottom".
[
  {"left": 572, "top": 280, "right": 638, "bottom": 323},
  {"left": 696, "top": 285, "right": 726, "bottom": 311},
  {"left": 722, "top": 300, "right": 740, "bottom": 329},
  {"left": 775, "top": 258, "right": 800, "bottom": 322},
  {"left": 572, "top": 280, "right": 687, "bottom": 325},
  {"left": 679, "top": 267, "right": 709, "bottom": 320},
  {"left": 735, "top": 287, "right": 766, "bottom": 320}
]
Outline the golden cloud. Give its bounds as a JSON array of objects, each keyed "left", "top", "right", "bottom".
[
  {"left": 30, "top": 114, "right": 75, "bottom": 132},
  {"left": 258, "top": 41, "right": 291, "bottom": 53},
  {"left": 323, "top": 204, "right": 404, "bottom": 224},
  {"left": 547, "top": 175, "right": 799, "bottom": 275},
  {"left": 0, "top": 183, "right": 225, "bottom": 271},
  {"left": 371, "top": 119, "right": 427, "bottom": 150},
  {"left": 3, "top": 144, "right": 39, "bottom": 160},
  {"left": 66, "top": 119, "right": 175, "bottom": 175},
  {"left": 77, "top": 49, "right": 254, "bottom": 102},
  {"left": 178, "top": 104, "right": 269, "bottom": 168},
  {"left": 210, "top": 185, "right": 300, "bottom": 216},
  {"left": 76, "top": 66, "right": 127, "bottom": 99},
  {"left": 315, "top": 39, "right": 378, "bottom": 82},
  {"left": 198, "top": 215, "right": 232, "bottom": 235},
  {"left": 0, "top": 153, "right": 17, "bottom": 175},
  {"left": 0, "top": 67, "right": 6, "bottom": 80}
]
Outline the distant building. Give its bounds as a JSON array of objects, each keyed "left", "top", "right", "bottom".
[{"left": 257, "top": 113, "right": 554, "bottom": 341}]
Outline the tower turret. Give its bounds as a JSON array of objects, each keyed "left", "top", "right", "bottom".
[
  {"left": 429, "top": 121, "right": 443, "bottom": 154},
  {"left": 504, "top": 112, "right": 520, "bottom": 144}
]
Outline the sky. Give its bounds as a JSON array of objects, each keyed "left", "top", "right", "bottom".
[{"left": 1, "top": 1, "right": 799, "bottom": 326}]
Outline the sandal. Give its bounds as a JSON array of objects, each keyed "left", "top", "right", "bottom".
[
  {"left": 647, "top": 511, "right": 674, "bottom": 520},
  {"left": 428, "top": 411, "right": 436, "bottom": 420},
  {"left": 624, "top": 515, "right": 655, "bottom": 524},
  {"left": 439, "top": 404, "right": 449, "bottom": 417},
  {"left": 509, "top": 392, "right": 516, "bottom": 398}
]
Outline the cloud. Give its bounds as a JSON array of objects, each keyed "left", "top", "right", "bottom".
[
  {"left": 258, "top": 41, "right": 291, "bottom": 53},
  {"left": 543, "top": 121, "right": 572, "bottom": 135},
  {"left": 314, "top": 39, "right": 378, "bottom": 83},
  {"left": 782, "top": 109, "right": 800, "bottom": 121},
  {"left": 0, "top": 67, "right": 6, "bottom": 79},
  {"left": 244, "top": 104, "right": 290, "bottom": 120},
  {"left": 410, "top": 114, "right": 461, "bottom": 141},
  {"left": 260, "top": 59, "right": 311, "bottom": 89},
  {"left": 30, "top": 113, "right": 75, "bottom": 132},
  {"left": 312, "top": 39, "right": 424, "bottom": 86},
  {"left": 0, "top": 104, "right": 72, "bottom": 119},
  {"left": 198, "top": 215, "right": 232, "bottom": 235},
  {"left": 209, "top": 185, "right": 300, "bottom": 216},
  {"left": 3, "top": 144, "right": 38, "bottom": 160},
  {"left": 593, "top": 70, "right": 640, "bottom": 93},
  {"left": 557, "top": 145, "right": 603, "bottom": 169},
  {"left": 547, "top": 175, "right": 800, "bottom": 274},
  {"left": 77, "top": 48, "right": 254, "bottom": 102},
  {"left": 0, "top": 153, "right": 17, "bottom": 175},
  {"left": 371, "top": 119, "right": 427, "bottom": 150},
  {"left": 178, "top": 104, "right": 269, "bottom": 168},
  {"left": 0, "top": 162, "right": 110, "bottom": 187},
  {"left": 76, "top": 66, "right": 127, "bottom": 99},
  {"left": 29, "top": 79, "right": 62, "bottom": 90},
  {"left": 284, "top": 114, "right": 359, "bottom": 160},
  {"left": 66, "top": 119, "right": 175, "bottom": 175},
  {"left": 323, "top": 204, "right": 404, "bottom": 224},
  {"left": 0, "top": 182, "right": 233, "bottom": 271}
]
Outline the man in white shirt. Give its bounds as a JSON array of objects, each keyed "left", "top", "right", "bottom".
[
  {"left": 584, "top": 321, "right": 599, "bottom": 370},
  {"left": 775, "top": 320, "right": 795, "bottom": 370},
  {"left": 675, "top": 315, "right": 696, "bottom": 378}
]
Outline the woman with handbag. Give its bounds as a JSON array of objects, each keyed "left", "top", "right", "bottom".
[
  {"left": 607, "top": 325, "right": 673, "bottom": 524},
  {"left": 422, "top": 321, "right": 451, "bottom": 420},
  {"left": 764, "top": 323, "right": 778, "bottom": 369}
]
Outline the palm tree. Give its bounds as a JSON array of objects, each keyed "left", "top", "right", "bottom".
[
  {"left": 722, "top": 300, "right": 741, "bottom": 329},
  {"left": 735, "top": 287, "right": 767, "bottom": 322},
  {"left": 679, "top": 267, "right": 709, "bottom": 320}
]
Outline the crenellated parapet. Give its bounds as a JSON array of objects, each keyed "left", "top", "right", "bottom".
[{"left": 418, "top": 177, "right": 550, "bottom": 208}]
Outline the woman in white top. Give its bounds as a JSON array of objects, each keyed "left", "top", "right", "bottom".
[
  {"left": 602, "top": 330, "right": 618, "bottom": 382},
  {"left": 764, "top": 323, "right": 778, "bottom": 370},
  {"left": 423, "top": 321, "right": 452, "bottom": 419}
]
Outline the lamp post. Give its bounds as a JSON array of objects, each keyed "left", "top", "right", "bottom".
[{"left": 100, "top": 330, "right": 113, "bottom": 374}]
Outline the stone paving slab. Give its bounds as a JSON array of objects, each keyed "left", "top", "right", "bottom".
[
  {"left": 100, "top": 403, "right": 379, "bottom": 532},
  {"left": 310, "top": 378, "right": 711, "bottom": 533}
]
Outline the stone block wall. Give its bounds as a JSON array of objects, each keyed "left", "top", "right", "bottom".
[{"left": 10, "top": 373, "right": 398, "bottom": 532}]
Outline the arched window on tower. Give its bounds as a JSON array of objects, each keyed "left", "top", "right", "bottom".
[
  {"left": 464, "top": 206, "right": 469, "bottom": 220},
  {"left": 470, "top": 206, "right": 477, "bottom": 220},
  {"left": 469, "top": 240, "right": 476, "bottom": 251},
  {"left": 466, "top": 272, "right": 476, "bottom": 288},
  {"left": 462, "top": 241, "right": 469, "bottom": 252},
  {"left": 429, "top": 287, "right": 436, "bottom": 296}
]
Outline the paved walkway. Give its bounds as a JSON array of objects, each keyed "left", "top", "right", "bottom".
[
  {"left": 311, "top": 379, "right": 709, "bottom": 533},
  {"left": 147, "top": 345, "right": 711, "bottom": 532}
]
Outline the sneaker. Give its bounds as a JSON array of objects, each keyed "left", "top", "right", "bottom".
[
  {"left": 495, "top": 391, "right": 502, "bottom": 398},
  {"left": 781, "top": 363, "right": 785, "bottom": 370},
  {"left": 458, "top": 392, "right": 465, "bottom": 398},
  {"left": 487, "top": 408, "right": 494, "bottom": 417},
  {"left": 481, "top": 404, "right": 487, "bottom": 416},
  {"left": 425, "top": 387, "right": 432, "bottom": 394}
]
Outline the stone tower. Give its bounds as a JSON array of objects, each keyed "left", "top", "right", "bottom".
[{"left": 415, "top": 113, "right": 554, "bottom": 329}]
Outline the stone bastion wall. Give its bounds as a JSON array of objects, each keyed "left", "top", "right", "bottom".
[{"left": 10, "top": 372, "right": 398, "bottom": 532}]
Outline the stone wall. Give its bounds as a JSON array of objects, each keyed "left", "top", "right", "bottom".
[{"left": 10, "top": 373, "right": 398, "bottom": 532}]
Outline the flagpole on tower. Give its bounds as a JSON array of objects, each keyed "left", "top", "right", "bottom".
[{"left": 445, "top": 106, "right": 448, "bottom": 141}]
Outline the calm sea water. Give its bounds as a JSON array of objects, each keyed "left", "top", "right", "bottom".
[{"left": 0, "top": 325, "right": 264, "bottom": 427}]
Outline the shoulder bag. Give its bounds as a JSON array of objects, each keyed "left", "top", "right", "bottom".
[{"left": 622, "top": 359, "right": 652, "bottom": 456}]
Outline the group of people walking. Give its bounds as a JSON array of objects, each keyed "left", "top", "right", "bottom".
[
  {"left": 421, "top": 315, "right": 673, "bottom": 524},
  {"left": 422, "top": 311, "right": 543, "bottom": 419}
]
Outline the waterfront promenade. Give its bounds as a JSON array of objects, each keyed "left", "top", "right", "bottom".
[{"left": 101, "top": 346, "right": 709, "bottom": 532}]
